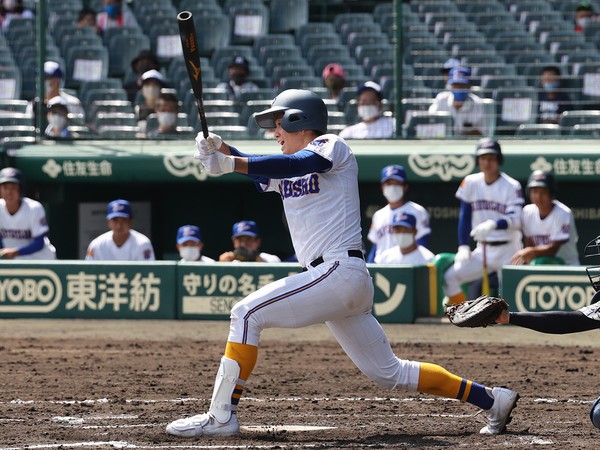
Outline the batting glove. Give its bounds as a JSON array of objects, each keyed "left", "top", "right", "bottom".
[
  {"left": 454, "top": 245, "right": 471, "bottom": 265},
  {"left": 198, "top": 151, "right": 234, "bottom": 175},
  {"left": 194, "top": 132, "right": 223, "bottom": 158},
  {"left": 470, "top": 219, "right": 497, "bottom": 242}
]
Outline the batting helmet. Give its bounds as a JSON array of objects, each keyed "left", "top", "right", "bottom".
[
  {"left": 253, "top": 89, "right": 328, "bottom": 135},
  {"left": 0, "top": 167, "right": 24, "bottom": 186},
  {"left": 526, "top": 170, "right": 556, "bottom": 197},
  {"left": 591, "top": 396, "right": 600, "bottom": 428},
  {"left": 475, "top": 138, "right": 503, "bottom": 165}
]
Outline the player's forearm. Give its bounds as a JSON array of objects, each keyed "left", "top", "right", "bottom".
[
  {"left": 17, "top": 235, "right": 45, "bottom": 256},
  {"left": 243, "top": 151, "right": 332, "bottom": 178},
  {"left": 509, "top": 310, "right": 600, "bottom": 334}
]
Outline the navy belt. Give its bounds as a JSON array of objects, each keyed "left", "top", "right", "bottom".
[
  {"left": 303, "top": 250, "right": 364, "bottom": 271},
  {"left": 485, "top": 241, "right": 509, "bottom": 246}
]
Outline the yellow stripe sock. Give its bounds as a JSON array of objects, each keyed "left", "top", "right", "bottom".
[
  {"left": 417, "top": 362, "right": 471, "bottom": 400},
  {"left": 448, "top": 291, "right": 467, "bottom": 306},
  {"left": 224, "top": 341, "right": 258, "bottom": 405}
]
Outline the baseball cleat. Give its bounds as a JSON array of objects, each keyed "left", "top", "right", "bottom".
[
  {"left": 166, "top": 412, "right": 239, "bottom": 438},
  {"left": 479, "top": 387, "right": 519, "bottom": 435}
]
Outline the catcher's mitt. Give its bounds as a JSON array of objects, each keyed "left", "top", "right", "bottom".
[{"left": 445, "top": 295, "right": 508, "bottom": 327}]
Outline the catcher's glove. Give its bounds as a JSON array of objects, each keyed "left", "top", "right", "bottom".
[{"left": 445, "top": 295, "right": 508, "bottom": 328}]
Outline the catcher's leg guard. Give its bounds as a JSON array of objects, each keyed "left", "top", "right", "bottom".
[{"left": 208, "top": 356, "right": 242, "bottom": 424}]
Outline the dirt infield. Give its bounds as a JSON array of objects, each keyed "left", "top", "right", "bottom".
[{"left": 0, "top": 320, "right": 599, "bottom": 449}]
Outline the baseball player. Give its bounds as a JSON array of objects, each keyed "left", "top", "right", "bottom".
[
  {"left": 85, "top": 199, "right": 155, "bottom": 261},
  {"left": 377, "top": 212, "right": 435, "bottom": 264},
  {"left": 218, "top": 220, "right": 280, "bottom": 263},
  {"left": 0, "top": 167, "right": 56, "bottom": 260},
  {"left": 176, "top": 225, "right": 214, "bottom": 262},
  {"left": 444, "top": 139, "right": 524, "bottom": 306},
  {"left": 367, "top": 164, "right": 431, "bottom": 262},
  {"left": 166, "top": 89, "right": 519, "bottom": 439},
  {"left": 511, "top": 170, "right": 579, "bottom": 266}
]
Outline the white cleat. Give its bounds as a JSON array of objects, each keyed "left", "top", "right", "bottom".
[
  {"left": 479, "top": 387, "right": 519, "bottom": 435},
  {"left": 166, "top": 413, "right": 239, "bottom": 438}
]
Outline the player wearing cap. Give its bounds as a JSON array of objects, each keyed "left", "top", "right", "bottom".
[
  {"left": 165, "top": 89, "right": 519, "bottom": 439},
  {"left": 218, "top": 220, "right": 280, "bottom": 263},
  {"left": 367, "top": 164, "right": 431, "bottom": 263},
  {"left": 339, "top": 81, "right": 395, "bottom": 139},
  {"left": 377, "top": 212, "right": 435, "bottom": 264},
  {"left": 136, "top": 69, "right": 166, "bottom": 124},
  {"left": 511, "top": 170, "right": 579, "bottom": 266},
  {"left": 85, "top": 199, "right": 155, "bottom": 261},
  {"left": 429, "top": 67, "right": 488, "bottom": 136},
  {"left": 176, "top": 225, "right": 214, "bottom": 262},
  {"left": 216, "top": 55, "right": 259, "bottom": 102},
  {"left": 443, "top": 139, "right": 524, "bottom": 306},
  {"left": 0, "top": 167, "right": 56, "bottom": 260}
]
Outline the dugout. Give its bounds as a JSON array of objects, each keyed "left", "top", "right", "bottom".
[{"left": 2, "top": 138, "right": 599, "bottom": 262}]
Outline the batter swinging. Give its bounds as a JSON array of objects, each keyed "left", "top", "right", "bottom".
[{"left": 166, "top": 89, "right": 519, "bottom": 438}]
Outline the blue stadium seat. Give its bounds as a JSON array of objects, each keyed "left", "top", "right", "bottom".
[
  {"left": 295, "top": 22, "right": 336, "bottom": 45},
  {"left": 404, "top": 111, "right": 453, "bottom": 139},
  {"left": 230, "top": 3, "right": 270, "bottom": 45},
  {"left": 560, "top": 110, "right": 600, "bottom": 135},
  {"left": 269, "top": 0, "right": 308, "bottom": 34},
  {"left": 493, "top": 86, "right": 538, "bottom": 135},
  {"left": 193, "top": 15, "right": 231, "bottom": 55},
  {"left": 108, "top": 34, "right": 151, "bottom": 78},
  {"left": 515, "top": 123, "right": 561, "bottom": 136},
  {"left": 333, "top": 13, "right": 375, "bottom": 34}
]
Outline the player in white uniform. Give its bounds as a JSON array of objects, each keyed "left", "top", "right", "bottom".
[
  {"left": 85, "top": 199, "right": 155, "bottom": 261},
  {"left": 444, "top": 139, "right": 524, "bottom": 306},
  {"left": 512, "top": 171, "right": 579, "bottom": 266},
  {"left": 377, "top": 212, "right": 435, "bottom": 264},
  {"left": 0, "top": 167, "right": 56, "bottom": 260},
  {"left": 176, "top": 225, "right": 214, "bottom": 262},
  {"left": 166, "top": 89, "right": 519, "bottom": 438},
  {"left": 367, "top": 164, "right": 431, "bottom": 262},
  {"left": 218, "top": 220, "right": 280, "bottom": 263}
]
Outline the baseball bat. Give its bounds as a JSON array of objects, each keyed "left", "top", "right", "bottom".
[
  {"left": 481, "top": 241, "right": 490, "bottom": 295},
  {"left": 177, "top": 11, "right": 209, "bottom": 138}
]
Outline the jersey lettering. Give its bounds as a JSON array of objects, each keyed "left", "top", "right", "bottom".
[
  {"left": 471, "top": 199, "right": 508, "bottom": 214},
  {"left": 0, "top": 228, "right": 32, "bottom": 239},
  {"left": 279, "top": 174, "right": 320, "bottom": 199}
]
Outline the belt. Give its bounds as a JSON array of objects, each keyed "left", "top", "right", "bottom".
[
  {"left": 484, "top": 241, "right": 509, "bottom": 246},
  {"left": 303, "top": 250, "right": 364, "bottom": 271}
]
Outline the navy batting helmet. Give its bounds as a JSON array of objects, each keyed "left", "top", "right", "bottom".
[
  {"left": 526, "top": 170, "right": 556, "bottom": 197},
  {"left": 475, "top": 138, "right": 503, "bottom": 165},
  {"left": 253, "top": 89, "right": 328, "bottom": 135},
  {"left": 591, "top": 396, "right": 600, "bottom": 428},
  {"left": 0, "top": 167, "right": 24, "bottom": 186}
]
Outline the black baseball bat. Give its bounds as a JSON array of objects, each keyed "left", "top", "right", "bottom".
[{"left": 177, "top": 11, "right": 209, "bottom": 138}]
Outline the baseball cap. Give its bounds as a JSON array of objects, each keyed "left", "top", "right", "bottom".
[
  {"left": 441, "top": 58, "right": 461, "bottom": 72},
  {"left": 577, "top": 1, "right": 593, "bottom": 11},
  {"left": 0, "top": 167, "right": 23, "bottom": 185},
  {"left": 47, "top": 96, "right": 68, "bottom": 113},
  {"left": 229, "top": 55, "right": 249, "bottom": 70},
  {"left": 177, "top": 225, "right": 202, "bottom": 244},
  {"left": 322, "top": 63, "right": 346, "bottom": 80},
  {"left": 44, "top": 61, "right": 63, "bottom": 78},
  {"left": 476, "top": 138, "right": 501, "bottom": 156},
  {"left": 392, "top": 212, "right": 417, "bottom": 229},
  {"left": 357, "top": 81, "right": 383, "bottom": 100},
  {"left": 448, "top": 67, "right": 471, "bottom": 85},
  {"left": 106, "top": 199, "right": 132, "bottom": 220},
  {"left": 381, "top": 164, "right": 407, "bottom": 183},
  {"left": 232, "top": 220, "right": 259, "bottom": 238},
  {"left": 141, "top": 69, "right": 165, "bottom": 85}
]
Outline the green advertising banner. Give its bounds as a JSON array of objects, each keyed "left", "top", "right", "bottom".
[{"left": 500, "top": 266, "right": 595, "bottom": 313}]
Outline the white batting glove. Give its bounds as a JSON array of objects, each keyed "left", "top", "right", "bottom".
[
  {"left": 194, "top": 132, "right": 223, "bottom": 158},
  {"left": 198, "top": 151, "right": 234, "bottom": 175},
  {"left": 470, "top": 219, "right": 497, "bottom": 242},
  {"left": 454, "top": 245, "right": 471, "bottom": 265}
]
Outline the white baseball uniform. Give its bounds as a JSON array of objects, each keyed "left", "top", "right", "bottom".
[
  {"left": 429, "top": 92, "right": 489, "bottom": 136},
  {"left": 230, "top": 134, "right": 421, "bottom": 390},
  {"left": 338, "top": 115, "right": 395, "bottom": 139},
  {"left": 521, "top": 200, "right": 579, "bottom": 265},
  {"left": 85, "top": 229, "right": 155, "bottom": 261},
  {"left": 444, "top": 172, "right": 524, "bottom": 297},
  {"left": 0, "top": 197, "right": 56, "bottom": 259},
  {"left": 376, "top": 245, "right": 435, "bottom": 264},
  {"left": 368, "top": 202, "right": 431, "bottom": 262}
]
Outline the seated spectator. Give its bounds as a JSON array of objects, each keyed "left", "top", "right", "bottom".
[
  {"left": 0, "top": 0, "right": 33, "bottom": 32},
  {"left": 375, "top": 212, "right": 435, "bottom": 264},
  {"left": 85, "top": 199, "right": 155, "bottom": 261},
  {"left": 219, "top": 220, "right": 280, "bottom": 263},
  {"left": 339, "top": 81, "right": 395, "bottom": 139},
  {"left": 322, "top": 63, "right": 346, "bottom": 101},
  {"left": 136, "top": 69, "right": 166, "bottom": 125},
  {"left": 441, "top": 58, "right": 461, "bottom": 85},
  {"left": 428, "top": 67, "right": 488, "bottom": 136},
  {"left": 575, "top": 1, "right": 598, "bottom": 33},
  {"left": 538, "top": 66, "right": 573, "bottom": 124},
  {"left": 45, "top": 97, "right": 78, "bottom": 139},
  {"left": 125, "top": 49, "right": 161, "bottom": 103},
  {"left": 146, "top": 92, "right": 181, "bottom": 138},
  {"left": 216, "top": 56, "right": 259, "bottom": 103},
  {"left": 176, "top": 225, "right": 214, "bottom": 262},
  {"left": 96, "top": 0, "right": 138, "bottom": 33},
  {"left": 77, "top": 7, "right": 99, "bottom": 34}
]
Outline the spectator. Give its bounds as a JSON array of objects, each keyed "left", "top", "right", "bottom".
[
  {"left": 85, "top": 199, "right": 155, "bottom": 261},
  {"left": 339, "top": 81, "right": 395, "bottom": 139},
  {"left": 176, "top": 225, "right": 214, "bottom": 262},
  {"left": 0, "top": 0, "right": 33, "bottom": 32},
  {"left": 441, "top": 58, "right": 461, "bottom": 85},
  {"left": 322, "top": 63, "right": 346, "bottom": 101},
  {"left": 538, "top": 65, "right": 573, "bottom": 125},
  {"left": 96, "top": 0, "right": 138, "bottom": 33},
  {"left": 124, "top": 49, "right": 161, "bottom": 103},
  {"left": 511, "top": 170, "right": 579, "bottom": 266},
  {"left": 77, "top": 7, "right": 99, "bottom": 34},
  {"left": 429, "top": 67, "right": 488, "bottom": 136},
  {"left": 0, "top": 167, "right": 56, "bottom": 260},
  {"left": 376, "top": 212, "right": 435, "bottom": 264},
  {"left": 367, "top": 164, "right": 431, "bottom": 263},
  {"left": 219, "top": 220, "right": 281, "bottom": 263},
  {"left": 136, "top": 69, "right": 166, "bottom": 125},
  {"left": 575, "top": 1, "right": 597, "bottom": 32},
  {"left": 216, "top": 55, "right": 259, "bottom": 102},
  {"left": 146, "top": 92, "right": 181, "bottom": 138},
  {"left": 45, "top": 96, "right": 77, "bottom": 139}
]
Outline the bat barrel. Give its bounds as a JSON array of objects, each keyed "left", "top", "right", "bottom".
[{"left": 177, "top": 10, "right": 192, "bottom": 21}]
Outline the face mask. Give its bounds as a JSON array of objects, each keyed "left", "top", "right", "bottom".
[
  {"left": 394, "top": 232, "right": 415, "bottom": 249},
  {"left": 542, "top": 82, "right": 560, "bottom": 92},
  {"left": 230, "top": 73, "right": 247, "bottom": 86},
  {"left": 3, "top": 0, "right": 17, "bottom": 10},
  {"left": 142, "top": 85, "right": 160, "bottom": 101},
  {"left": 157, "top": 112, "right": 177, "bottom": 128},
  {"left": 105, "top": 5, "right": 120, "bottom": 18},
  {"left": 48, "top": 114, "right": 67, "bottom": 129},
  {"left": 382, "top": 185, "right": 404, "bottom": 203},
  {"left": 576, "top": 17, "right": 590, "bottom": 28},
  {"left": 451, "top": 90, "right": 469, "bottom": 102},
  {"left": 358, "top": 104, "right": 380, "bottom": 121},
  {"left": 179, "top": 246, "right": 200, "bottom": 261}
]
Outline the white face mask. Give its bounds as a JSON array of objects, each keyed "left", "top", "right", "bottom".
[
  {"left": 179, "top": 246, "right": 200, "bottom": 261},
  {"left": 382, "top": 185, "right": 404, "bottom": 203},
  {"left": 394, "top": 232, "right": 415, "bottom": 249},
  {"left": 142, "top": 85, "right": 160, "bottom": 100},
  {"left": 48, "top": 114, "right": 67, "bottom": 129},
  {"left": 357, "top": 104, "right": 381, "bottom": 121},
  {"left": 157, "top": 112, "right": 177, "bottom": 128}
]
